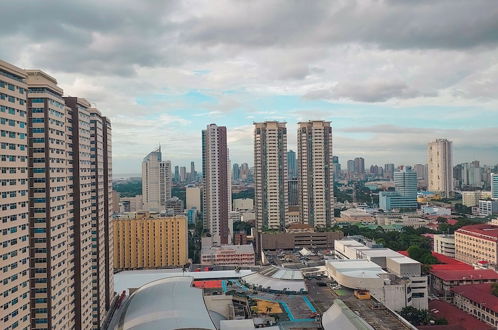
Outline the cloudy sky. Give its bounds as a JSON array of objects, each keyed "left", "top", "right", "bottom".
[{"left": 1, "top": 0, "right": 497, "bottom": 175}]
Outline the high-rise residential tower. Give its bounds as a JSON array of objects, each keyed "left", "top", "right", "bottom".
[
  {"left": 0, "top": 59, "right": 115, "bottom": 330},
  {"left": 297, "top": 120, "right": 334, "bottom": 228},
  {"left": 254, "top": 121, "right": 288, "bottom": 231},
  {"left": 88, "top": 108, "right": 114, "bottom": 328},
  {"left": 202, "top": 124, "right": 231, "bottom": 245},
  {"left": 0, "top": 60, "right": 30, "bottom": 330},
  {"left": 232, "top": 163, "right": 240, "bottom": 182},
  {"left": 354, "top": 157, "right": 365, "bottom": 174},
  {"left": 428, "top": 139, "right": 453, "bottom": 197},
  {"left": 141, "top": 147, "right": 172, "bottom": 212},
  {"left": 287, "top": 150, "right": 297, "bottom": 179},
  {"left": 491, "top": 173, "right": 498, "bottom": 199}
]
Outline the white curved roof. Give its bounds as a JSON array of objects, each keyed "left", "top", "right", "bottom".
[
  {"left": 322, "top": 299, "right": 374, "bottom": 330},
  {"left": 118, "top": 276, "right": 215, "bottom": 330},
  {"left": 242, "top": 266, "right": 306, "bottom": 292}
]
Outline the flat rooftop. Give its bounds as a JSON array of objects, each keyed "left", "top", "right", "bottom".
[{"left": 114, "top": 269, "right": 253, "bottom": 293}]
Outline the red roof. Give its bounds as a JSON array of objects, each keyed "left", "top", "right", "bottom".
[
  {"left": 447, "top": 219, "right": 458, "bottom": 225},
  {"left": 456, "top": 224, "right": 498, "bottom": 241},
  {"left": 452, "top": 283, "right": 498, "bottom": 314},
  {"left": 430, "top": 269, "right": 498, "bottom": 281},
  {"left": 397, "top": 251, "right": 474, "bottom": 270},
  {"left": 192, "top": 280, "right": 222, "bottom": 289},
  {"left": 430, "top": 252, "right": 474, "bottom": 271},
  {"left": 425, "top": 300, "right": 493, "bottom": 330}
]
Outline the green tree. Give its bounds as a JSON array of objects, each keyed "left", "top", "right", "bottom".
[{"left": 400, "top": 306, "right": 429, "bottom": 326}]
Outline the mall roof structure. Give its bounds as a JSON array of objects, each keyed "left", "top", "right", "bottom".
[
  {"left": 118, "top": 276, "right": 215, "bottom": 330},
  {"left": 241, "top": 265, "right": 307, "bottom": 293}
]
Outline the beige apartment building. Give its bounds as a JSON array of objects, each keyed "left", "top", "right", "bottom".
[
  {"left": 254, "top": 121, "right": 288, "bottom": 231},
  {"left": 455, "top": 224, "right": 498, "bottom": 266},
  {"left": 0, "top": 60, "right": 30, "bottom": 330},
  {"left": 114, "top": 213, "right": 188, "bottom": 269},
  {"left": 427, "top": 139, "right": 453, "bottom": 197},
  {"left": 298, "top": 120, "right": 334, "bottom": 227}
]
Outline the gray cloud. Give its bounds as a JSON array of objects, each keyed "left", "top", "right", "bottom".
[{"left": 305, "top": 80, "right": 436, "bottom": 102}]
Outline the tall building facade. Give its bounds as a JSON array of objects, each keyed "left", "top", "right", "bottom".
[
  {"left": 114, "top": 214, "right": 188, "bottom": 269},
  {"left": 0, "top": 60, "right": 30, "bottom": 330},
  {"left": 141, "top": 147, "right": 171, "bottom": 212},
  {"left": 287, "top": 149, "right": 297, "bottom": 179},
  {"left": 428, "top": 139, "right": 453, "bottom": 197},
  {"left": 202, "top": 124, "right": 231, "bottom": 245},
  {"left": 0, "top": 60, "right": 114, "bottom": 330},
  {"left": 254, "top": 121, "right": 288, "bottom": 231},
  {"left": 297, "top": 120, "right": 334, "bottom": 228},
  {"left": 88, "top": 108, "right": 114, "bottom": 327},
  {"left": 384, "top": 163, "right": 395, "bottom": 179}
]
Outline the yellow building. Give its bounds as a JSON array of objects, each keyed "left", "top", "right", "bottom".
[{"left": 114, "top": 213, "right": 188, "bottom": 269}]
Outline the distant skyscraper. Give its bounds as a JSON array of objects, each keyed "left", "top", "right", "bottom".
[
  {"left": 288, "top": 178, "right": 299, "bottom": 206},
  {"left": 202, "top": 124, "right": 231, "bottom": 245},
  {"left": 254, "top": 121, "right": 288, "bottom": 230},
  {"left": 380, "top": 167, "right": 418, "bottom": 211},
  {"left": 491, "top": 173, "right": 498, "bottom": 199},
  {"left": 190, "top": 161, "right": 196, "bottom": 181},
  {"left": 428, "top": 139, "right": 453, "bottom": 197},
  {"left": 180, "top": 166, "right": 187, "bottom": 182},
  {"left": 354, "top": 157, "right": 365, "bottom": 174},
  {"left": 413, "top": 163, "right": 428, "bottom": 188},
  {"left": 298, "top": 120, "right": 334, "bottom": 227},
  {"left": 347, "top": 160, "right": 355, "bottom": 174},
  {"left": 174, "top": 165, "right": 180, "bottom": 182},
  {"left": 232, "top": 163, "right": 240, "bottom": 181},
  {"left": 332, "top": 156, "right": 341, "bottom": 180},
  {"left": 287, "top": 149, "right": 297, "bottom": 179},
  {"left": 142, "top": 147, "right": 172, "bottom": 211},
  {"left": 384, "top": 163, "right": 395, "bottom": 179},
  {"left": 239, "top": 162, "right": 250, "bottom": 181}
]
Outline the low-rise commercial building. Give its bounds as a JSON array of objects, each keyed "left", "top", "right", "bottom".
[
  {"left": 455, "top": 224, "right": 498, "bottom": 266},
  {"left": 433, "top": 234, "right": 455, "bottom": 257},
  {"left": 165, "top": 196, "right": 184, "bottom": 216},
  {"left": 329, "top": 239, "right": 428, "bottom": 311},
  {"left": 201, "top": 244, "right": 255, "bottom": 266},
  {"left": 338, "top": 208, "right": 376, "bottom": 223},
  {"left": 259, "top": 231, "right": 343, "bottom": 250},
  {"left": 479, "top": 200, "right": 498, "bottom": 216},
  {"left": 113, "top": 213, "right": 188, "bottom": 269},
  {"left": 452, "top": 283, "right": 498, "bottom": 328},
  {"left": 120, "top": 195, "right": 144, "bottom": 212},
  {"left": 462, "top": 191, "right": 484, "bottom": 207},
  {"left": 430, "top": 269, "right": 498, "bottom": 300}
]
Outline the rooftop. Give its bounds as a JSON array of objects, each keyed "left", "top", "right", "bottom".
[
  {"left": 118, "top": 276, "right": 216, "bottom": 330},
  {"left": 456, "top": 224, "right": 498, "bottom": 241},
  {"left": 201, "top": 244, "right": 255, "bottom": 254},
  {"left": 431, "top": 269, "right": 498, "bottom": 281},
  {"left": 421, "top": 299, "right": 493, "bottom": 330},
  {"left": 452, "top": 283, "right": 498, "bottom": 313},
  {"left": 398, "top": 251, "right": 473, "bottom": 271},
  {"left": 114, "top": 269, "right": 253, "bottom": 293}
]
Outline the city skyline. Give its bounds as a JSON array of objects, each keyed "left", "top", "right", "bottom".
[{"left": 1, "top": 1, "right": 497, "bottom": 175}]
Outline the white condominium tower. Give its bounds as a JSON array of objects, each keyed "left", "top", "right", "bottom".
[
  {"left": 427, "top": 139, "right": 453, "bottom": 197},
  {"left": 254, "top": 121, "right": 288, "bottom": 231},
  {"left": 202, "top": 124, "right": 231, "bottom": 246},
  {"left": 141, "top": 146, "right": 172, "bottom": 212},
  {"left": 297, "top": 120, "right": 334, "bottom": 228}
]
